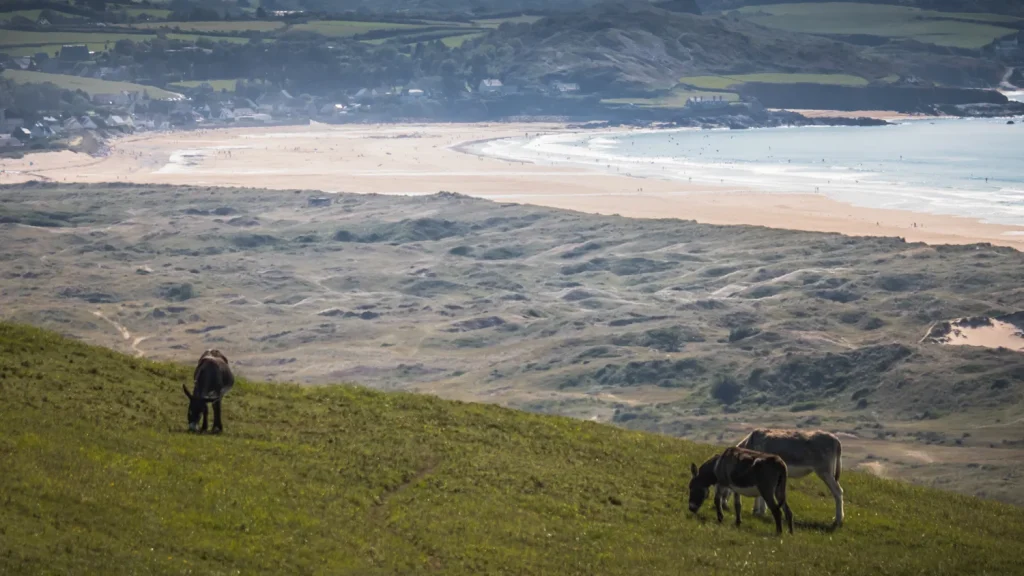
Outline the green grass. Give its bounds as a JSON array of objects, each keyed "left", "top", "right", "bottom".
[
  {"left": 731, "top": 2, "right": 1019, "bottom": 49},
  {"left": 441, "top": 32, "right": 485, "bottom": 47},
  {"left": 132, "top": 20, "right": 285, "bottom": 32},
  {"left": 0, "top": 9, "right": 43, "bottom": 21},
  {"left": 0, "top": 30, "right": 154, "bottom": 47},
  {"left": 473, "top": 15, "right": 543, "bottom": 27},
  {"left": 0, "top": 8, "right": 87, "bottom": 21},
  {"left": 1, "top": 69, "right": 181, "bottom": 100},
  {"left": 603, "top": 90, "right": 739, "bottom": 108},
  {"left": 1, "top": 322, "right": 1023, "bottom": 575},
  {"left": 289, "top": 20, "right": 427, "bottom": 38},
  {"left": 679, "top": 73, "right": 870, "bottom": 90},
  {"left": 118, "top": 7, "right": 173, "bottom": 19},
  {"left": 166, "top": 33, "right": 255, "bottom": 44},
  {"left": 170, "top": 79, "right": 239, "bottom": 91}
]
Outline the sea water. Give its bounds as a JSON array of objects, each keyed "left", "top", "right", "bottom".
[{"left": 481, "top": 117, "right": 1024, "bottom": 227}]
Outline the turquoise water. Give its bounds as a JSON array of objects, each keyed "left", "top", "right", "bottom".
[{"left": 484, "top": 117, "right": 1024, "bottom": 227}]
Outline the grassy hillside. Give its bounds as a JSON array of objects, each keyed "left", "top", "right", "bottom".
[
  {"left": 1, "top": 322, "right": 1023, "bottom": 574},
  {"left": 493, "top": 3, "right": 892, "bottom": 91},
  {"left": 0, "top": 69, "right": 181, "bottom": 100}
]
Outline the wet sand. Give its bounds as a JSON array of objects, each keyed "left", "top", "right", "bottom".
[{"left": 2, "top": 122, "right": 1022, "bottom": 249}]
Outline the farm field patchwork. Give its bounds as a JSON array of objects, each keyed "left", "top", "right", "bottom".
[{"left": 730, "top": 2, "right": 1019, "bottom": 49}]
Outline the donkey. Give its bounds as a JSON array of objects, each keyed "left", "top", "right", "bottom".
[
  {"left": 688, "top": 447, "right": 794, "bottom": 535},
  {"left": 182, "top": 349, "right": 234, "bottom": 434},
  {"left": 736, "top": 428, "right": 844, "bottom": 527}
]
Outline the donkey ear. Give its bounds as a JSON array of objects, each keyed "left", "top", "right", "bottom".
[{"left": 690, "top": 463, "right": 698, "bottom": 477}]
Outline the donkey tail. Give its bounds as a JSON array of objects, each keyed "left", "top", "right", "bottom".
[
  {"left": 775, "top": 468, "right": 788, "bottom": 506},
  {"left": 835, "top": 440, "right": 842, "bottom": 482}
]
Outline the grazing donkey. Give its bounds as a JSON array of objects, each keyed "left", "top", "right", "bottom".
[
  {"left": 688, "top": 447, "right": 794, "bottom": 535},
  {"left": 736, "top": 428, "right": 844, "bottom": 527},
  {"left": 182, "top": 349, "right": 234, "bottom": 434}
]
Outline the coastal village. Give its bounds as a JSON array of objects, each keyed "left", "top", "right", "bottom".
[{"left": 1, "top": 41, "right": 601, "bottom": 154}]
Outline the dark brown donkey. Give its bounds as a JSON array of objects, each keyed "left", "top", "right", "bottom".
[
  {"left": 182, "top": 349, "right": 234, "bottom": 433},
  {"left": 688, "top": 447, "right": 794, "bottom": 535}
]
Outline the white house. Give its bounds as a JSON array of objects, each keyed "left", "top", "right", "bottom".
[
  {"left": 402, "top": 89, "right": 426, "bottom": 103},
  {"left": 550, "top": 81, "right": 580, "bottom": 94},
  {"left": 319, "top": 103, "right": 347, "bottom": 116},
  {"left": 478, "top": 79, "right": 503, "bottom": 94}
]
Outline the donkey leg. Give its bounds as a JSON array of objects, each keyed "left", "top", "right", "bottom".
[
  {"left": 733, "top": 492, "right": 742, "bottom": 527},
  {"left": 212, "top": 400, "right": 223, "bottom": 434},
  {"left": 201, "top": 404, "right": 209, "bottom": 433},
  {"left": 782, "top": 500, "right": 794, "bottom": 535},
  {"left": 714, "top": 487, "right": 725, "bottom": 523},
  {"left": 759, "top": 483, "right": 783, "bottom": 534},
  {"left": 818, "top": 470, "right": 845, "bottom": 527},
  {"left": 753, "top": 496, "right": 767, "bottom": 516}
]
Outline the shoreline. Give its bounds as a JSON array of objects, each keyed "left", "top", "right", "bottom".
[{"left": 1, "top": 121, "right": 1022, "bottom": 250}]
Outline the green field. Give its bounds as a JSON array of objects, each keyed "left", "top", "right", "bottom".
[
  {"left": 119, "top": 7, "right": 173, "bottom": 19},
  {"left": 441, "top": 32, "right": 485, "bottom": 47},
  {"left": 166, "top": 33, "right": 256, "bottom": 44},
  {"left": 288, "top": 20, "right": 427, "bottom": 38},
  {"left": 0, "top": 30, "right": 152, "bottom": 47},
  {"left": 473, "top": 15, "right": 543, "bottom": 27},
  {"left": 133, "top": 20, "right": 285, "bottom": 33},
  {"left": 1, "top": 322, "right": 1023, "bottom": 575},
  {"left": 1, "top": 69, "right": 181, "bottom": 100},
  {"left": 170, "top": 79, "right": 239, "bottom": 91},
  {"left": 0, "top": 9, "right": 43, "bottom": 21},
  {"left": 679, "top": 73, "right": 870, "bottom": 90},
  {"left": 731, "top": 2, "right": 1019, "bottom": 49},
  {"left": 603, "top": 89, "right": 740, "bottom": 108}
]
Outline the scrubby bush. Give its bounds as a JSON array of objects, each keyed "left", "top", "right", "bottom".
[{"left": 710, "top": 376, "right": 742, "bottom": 404}]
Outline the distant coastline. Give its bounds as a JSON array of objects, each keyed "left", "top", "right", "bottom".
[{"left": 475, "top": 117, "right": 1024, "bottom": 228}]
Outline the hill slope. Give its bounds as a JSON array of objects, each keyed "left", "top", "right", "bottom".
[
  {"left": 1, "top": 323, "right": 1022, "bottom": 574},
  {"left": 479, "top": 3, "right": 893, "bottom": 91}
]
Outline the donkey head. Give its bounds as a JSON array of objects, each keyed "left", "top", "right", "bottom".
[
  {"left": 182, "top": 383, "right": 204, "bottom": 432},
  {"left": 688, "top": 462, "right": 712, "bottom": 513},
  {"left": 200, "top": 349, "right": 229, "bottom": 364}
]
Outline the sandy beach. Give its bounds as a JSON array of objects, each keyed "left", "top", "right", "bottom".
[{"left": 2, "top": 121, "right": 1022, "bottom": 249}]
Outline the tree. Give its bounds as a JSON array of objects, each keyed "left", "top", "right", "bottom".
[
  {"left": 256, "top": 6, "right": 267, "bottom": 18},
  {"left": 468, "top": 52, "right": 491, "bottom": 83},
  {"left": 440, "top": 59, "right": 462, "bottom": 96},
  {"left": 710, "top": 376, "right": 742, "bottom": 405}
]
